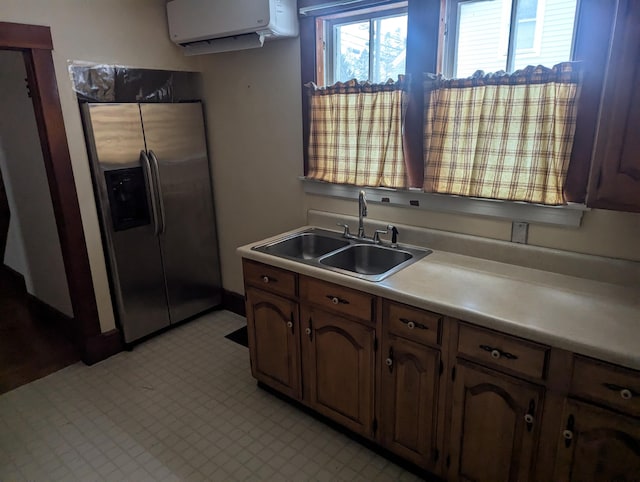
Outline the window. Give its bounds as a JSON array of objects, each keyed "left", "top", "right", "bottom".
[
  {"left": 448, "top": 0, "right": 578, "bottom": 77},
  {"left": 299, "top": 0, "right": 615, "bottom": 210},
  {"left": 317, "top": 3, "right": 408, "bottom": 85},
  {"left": 515, "top": 0, "right": 539, "bottom": 50}
]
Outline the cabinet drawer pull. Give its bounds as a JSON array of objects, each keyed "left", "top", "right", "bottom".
[
  {"left": 287, "top": 321, "right": 293, "bottom": 328},
  {"left": 326, "top": 295, "right": 349, "bottom": 305},
  {"left": 524, "top": 414, "right": 534, "bottom": 424},
  {"left": 261, "top": 275, "right": 277, "bottom": 284},
  {"left": 563, "top": 430, "right": 573, "bottom": 441},
  {"left": 603, "top": 383, "right": 637, "bottom": 400},
  {"left": 479, "top": 344, "right": 518, "bottom": 361},
  {"left": 399, "top": 318, "right": 429, "bottom": 330},
  {"left": 305, "top": 328, "right": 311, "bottom": 335}
]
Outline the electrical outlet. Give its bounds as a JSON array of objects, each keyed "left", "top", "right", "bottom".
[{"left": 511, "top": 222, "right": 529, "bottom": 244}]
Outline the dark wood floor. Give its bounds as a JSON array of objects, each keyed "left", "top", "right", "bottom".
[{"left": 0, "top": 266, "right": 80, "bottom": 395}]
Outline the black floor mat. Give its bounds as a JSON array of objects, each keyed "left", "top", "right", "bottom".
[{"left": 224, "top": 325, "right": 248, "bottom": 347}]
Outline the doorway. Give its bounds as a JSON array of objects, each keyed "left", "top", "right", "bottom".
[
  {"left": 0, "top": 22, "right": 112, "bottom": 375},
  {"left": 0, "top": 49, "right": 80, "bottom": 393}
]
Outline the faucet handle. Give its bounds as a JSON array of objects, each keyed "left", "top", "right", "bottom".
[
  {"left": 373, "top": 228, "right": 388, "bottom": 244},
  {"left": 337, "top": 222, "right": 351, "bottom": 238},
  {"left": 387, "top": 225, "right": 399, "bottom": 246}
]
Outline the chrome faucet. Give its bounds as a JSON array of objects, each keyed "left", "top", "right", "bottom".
[{"left": 358, "top": 190, "right": 367, "bottom": 238}]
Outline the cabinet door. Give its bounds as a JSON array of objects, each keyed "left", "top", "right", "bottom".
[
  {"left": 553, "top": 400, "right": 640, "bottom": 482},
  {"left": 380, "top": 335, "right": 441, "bottom": 470},
  {"left": 301, "top": 305, "right": 375, "bottom": 438},
  {"left": 588, "top": 0, "right": 640, "bottom": 211},
  {"left": 246, "top": 287, "right": 300, "bottom": 399},
  {"left": 447, "top": 361, "right": 544, "bottom": 482}
]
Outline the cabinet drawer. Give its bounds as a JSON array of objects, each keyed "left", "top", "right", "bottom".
[
  {"left": 385, "top": 301, "right": 441, "bottom": 346},
  {"left": 300, "top": 277, "right": 373, "bottom": 321},
  {"left": 457, "top": 324, "right": 549, "bottom": 380},
  {"left": 243, "top": 260, "right": 296, "bottom": 298},
  {"left": 571, "top": 356, "right": 640, "bottom": 417}
]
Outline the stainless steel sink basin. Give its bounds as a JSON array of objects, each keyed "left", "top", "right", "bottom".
[
  {"left": 252, "top": 228, "right": 432, "bottom": 281},
  {"left": 255, "top": 231, "right": 350, "bottom": 260},
  {"left": 319, "top": 243, "right": 430, "bottom": 281},
  {"left": 320, "top": 244, "right": 412, "bottom": 275}
]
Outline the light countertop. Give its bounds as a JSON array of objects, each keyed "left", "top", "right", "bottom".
[{"left": 238, "top": 226, "right": 640, "bottom": 371}]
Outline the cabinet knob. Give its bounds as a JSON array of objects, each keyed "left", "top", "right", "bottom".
[
  {"left": 385, "top": 358, "right": 393, "bottom": 367},
  {"left": 621, "top": 388, "right": 633, "bottom": 400},
  {"left": 524, "top": 414, "right": 534, "bottom": 425},
  {"left": 491, "top": 349, "right": 501, "bottom": 359},
  {"left": 407, "top": 321, "right": 415, "bottom": 329},
  {"left": 262, "top": 276, "right": 269, "bottom": 283},
  {"left": 563, "top": 415, "right": 575, "bottom": 448},
  {"left": 287, "top": 321, "right": 293, "bottom": 328},
  {"left": 305, "top": 328, "right": 311, "bottom": 335},
  {"left": 331, "top": 297, "right": 339, "bottom": 305}
]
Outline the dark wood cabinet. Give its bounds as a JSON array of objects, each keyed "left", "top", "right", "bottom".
[
  {"left": 243, "top": 257, "right": 640, "bottom": 482},
  {"left": 553, "top": 400, "right": 640, "bottom": 481},
  {"left": 380, "top": 333, "right": 441, "bottom": 470},
  {"left": 300, "top": 304, "right": 376, "bottom": 438},
  {"left": 588, "top": 0, "right": 640, "bottom": 212},
  {"left": 245, "top": 287, "right": 301, "bottom": 399},
  {"left": 446, "top": 361, "right": 544, "bottom": 482}
]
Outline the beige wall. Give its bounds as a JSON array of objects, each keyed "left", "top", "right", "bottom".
[
  {"left": 1, "top": 0, "right": 198, "bottom": 332},
  {"left": 198, "top": 38, "right": 306, "bottom": 294},
  {"left": 0, "top": 50, "right": 73, "bottom": 316}
]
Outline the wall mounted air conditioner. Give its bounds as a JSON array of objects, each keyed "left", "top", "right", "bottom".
[{"left": 167, "top": 0, "right": 299, "bottom": 55}]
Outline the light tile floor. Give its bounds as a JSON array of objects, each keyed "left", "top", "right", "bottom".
[{"left": 0, "top": 310, "right": 422, "bottom": 481}]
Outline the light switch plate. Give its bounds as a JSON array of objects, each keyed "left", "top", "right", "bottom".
[{"left": 511, "top": 222, "right": 529, "bottom": 244}]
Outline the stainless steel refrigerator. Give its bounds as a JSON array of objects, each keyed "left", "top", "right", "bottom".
[{"left": 81, "top": 102, "right": 221, "bottom": 343}]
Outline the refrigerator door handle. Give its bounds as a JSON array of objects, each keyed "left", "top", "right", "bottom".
[
  {"left": 140, "top": 150, "right": 161, "bottom": 236},
  {"left": 148, "top": 150, "right": 167, "bottom": 235}
]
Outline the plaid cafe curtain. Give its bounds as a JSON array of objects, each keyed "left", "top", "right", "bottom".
[
  {"left": 305, "top": 78, "right": 408, "bottom": 188},
  {"left": 423, "top": 63, "right": 582, "bottom": 205}
]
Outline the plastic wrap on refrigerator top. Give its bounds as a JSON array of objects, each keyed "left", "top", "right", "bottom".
[{"left": 68, "top": 61, "right": 202, "bottom": 103}]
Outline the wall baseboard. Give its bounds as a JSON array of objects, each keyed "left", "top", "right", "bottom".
[
  {"left": 79, "top": 290, "right": 244, "bottom": 365},
  {"left": 83, "top": 329, "right": 124, "bottom": 365},
  {"left": 222, "top": 289, "right": 246, "bottom": 317},
  {"left": 3, "top": 267, "right": 244, "bottom": 364}
]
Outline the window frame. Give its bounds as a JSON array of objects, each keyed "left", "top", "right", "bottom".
[
  {"left": 320, "top": 4, "right": 408, "bottom": 85},
  {"left": 298, "top": 0, "right": 616, "bottom": 221}
]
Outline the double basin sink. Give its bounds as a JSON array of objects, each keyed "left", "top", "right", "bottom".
[{"left": 252, "top": 227, "right": 432, "bottom": 282}]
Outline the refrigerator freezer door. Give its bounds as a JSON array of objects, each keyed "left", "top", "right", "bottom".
[
  {"left": 82, "top": 103, "right": 171, "bottom": 342},
  {"left": 140, "top": 103, "right": 222, "bottom": 322}
]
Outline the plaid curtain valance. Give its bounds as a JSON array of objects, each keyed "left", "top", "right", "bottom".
[
  {"left": 305, "top": 77, "right": 408, "bottom": 188},
  {"left": 423, "top": 62, "right": 582, "bottom": 205}
]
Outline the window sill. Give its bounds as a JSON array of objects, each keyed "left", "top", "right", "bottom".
[{"left": 301, "top": 178, "right": 587, "bottom": 227}]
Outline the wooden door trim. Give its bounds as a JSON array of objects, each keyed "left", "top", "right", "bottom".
[
  {"left": 0, "top": 22, "right": 52, "bottom": 50},
  {"left": 1, "top": 21, "right": 109, "bottom": 363}
]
